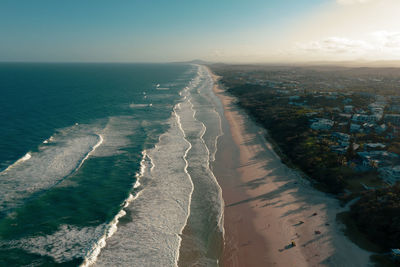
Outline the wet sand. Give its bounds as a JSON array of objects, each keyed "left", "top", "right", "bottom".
[{"left": 208, "top": 67, "right": 372, "bottom": 267}]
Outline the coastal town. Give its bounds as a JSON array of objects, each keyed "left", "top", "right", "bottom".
[
  {"left": 210, "top": 64, "right": 400, "bottom": 265},
  {"left": 213, "top": 64, "right": 400, "bottom": 189},
  {"left": 278, "top": 84, "right": 400, "bottom": 186}
]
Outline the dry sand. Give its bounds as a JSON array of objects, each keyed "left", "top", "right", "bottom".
[{"left": 208, "top": 68, "right": 372, "bottom": 267}]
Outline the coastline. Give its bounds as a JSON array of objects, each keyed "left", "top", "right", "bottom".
[{"left": 208, "top": 67, "right": 372, "bottom": 266}]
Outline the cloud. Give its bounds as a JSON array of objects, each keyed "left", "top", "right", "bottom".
[
  {"left": 370, "top": 31, "right": 400, "bottom": 48},
  {"left": 336, "top": 0, "right": 377, "bottom": 5},
  {"left": 296, "top": 37, "right": 373, "bottom": 54},
  {"left": 293, "top": 31, "right": 400, "bottom": 60}
]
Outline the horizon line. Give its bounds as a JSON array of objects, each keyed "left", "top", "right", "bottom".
[{"left": 2, "top": 59, "right": 400, "bottom": 68}]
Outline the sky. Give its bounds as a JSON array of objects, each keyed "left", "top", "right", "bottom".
[{"left": 0, "top": 0, "right": 399, "bottom": 63}]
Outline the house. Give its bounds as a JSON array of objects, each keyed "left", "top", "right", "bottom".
[
  {"left": 310, "top": 118, "right": 334, "bottom": 130},
  {"left": 350, "top": 123, "right": 362, "bottom": 133},
  {"left": 390, "top": 105, "right": 400, "bottom": 112},
  {"left": 375, "top": 124, "right": 387, "bottom": 134},
  {"left": 357, "top": 151, "right": 400, "bottom": 168},
  {"left": 331, "top": 146, "right": 348, "bottom": 154},
  {"left": 339, "top": 113, "right": 352, "bottom": 119},
  {"left": 391, "top": 248, "right": 400, "bottom": 260},
  {"left": 277, "top": 89, "right": 290, "bottom": 94},
  {"left": 289, "top": 95, "right": 300, "bottom": 101},
  {"left": 343, "top": 98, "right": 353, "bottom": 104},
  {"left": 326, "top": 95, "right": 337, "bottom": 100},
  {"left": 331, "top": 143, "right": 359, "bottom": 154},
  {"left": 364, "top": 143, "right": 386, "bottom": 151},
  {"left": 384, "top": 114, "right": 400, "bottom": 126},
  {"left": 344, "top": 105, "right": 353, "bottom": 113},
  {"left": 362, "top": 123, "right": 376, "bottom": 133},
  {"left": 306, "top": 112, "right": 318, "bottom": 117},
  {"left": 332, "top": 132, "right": 351, "bottom": 142},
  {"left": 379, "top": 166, "right": 400, "bottom": 184},
  {"left": 352, "top": 114, "right": 378, "bottom": 123}
]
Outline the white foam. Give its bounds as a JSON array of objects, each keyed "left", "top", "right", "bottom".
[
  {"left": 188, "top": 91, "right": 225, "bottom": 234},
  {"left": 3, "top": 117, "right": 145, "bottom": 265},
  {"left": 79, "top": 193, "right": 141, "bottom": 267},
  {"left": 80, "top": 65, "right": 223, "bottom": 267},
  {"left": 79, "top": 150, "right": 147, "bottom": 267},
  {"left": 1, "top": 152, "right": 31, "bottom": 174},
  {"left": 93, "top": 95, "right": 194, "bottom": 267},
  {"left": 7, "top": 224, "right": 107, "bottom": 263},
  {"left": 173, "top": 102, "right": 194, "bottom": 267},
  {"left": 172, "top": 65, "right": 226, "bottom": 263},
  {"left": 129, "top": 103, "right": 150, "bottom": 108},
  {"left": 77, "top": 134, "right": 103, "bottom": 170},
  {"left": 0, "top": 123, "right": 109, "bottom": 213},
  {"left": 43, "top": 136, "right": 55, "bottom": 144}
]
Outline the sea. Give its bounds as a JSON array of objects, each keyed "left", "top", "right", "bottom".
[{"left": 0, "top": 63, "right": 224, "bottom": 266}]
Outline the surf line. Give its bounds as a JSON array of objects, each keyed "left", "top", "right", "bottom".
[
  {"left": 189, "top": 77, "right": 225, "bottom": 236},
  {"left": 80, "top": 150, "right": 147, "bottom": 267},
  {"left": 173, "top": 99, "right": 195, "bottom": 267},
  {"left": 76, "top": 134, "right": 104, "bottom": 170},
  {"left": 0, "top": 152, "right": 31, "bottom": 174}
]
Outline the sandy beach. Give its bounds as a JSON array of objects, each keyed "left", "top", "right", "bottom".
[{"left": 209, "top": 68, "right": 372, "bottom": 267}]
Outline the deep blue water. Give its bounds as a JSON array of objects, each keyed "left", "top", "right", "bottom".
[{"left": 0, "top": 63, "right": 195, "bottom": 266}]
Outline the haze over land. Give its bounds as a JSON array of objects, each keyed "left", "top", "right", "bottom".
[{"left": 1, "top": 0, "right": 399, "bottom": 64}]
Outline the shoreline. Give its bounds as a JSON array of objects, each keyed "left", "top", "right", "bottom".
[{"left": 208, "top": 67, "right": 372, "bottom": 266}]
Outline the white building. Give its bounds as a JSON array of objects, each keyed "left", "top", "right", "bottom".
[
  {"left": 289, "top": 95, "right": 300, "bottom": 101},
  {"left": 352, "top": 113, "right": 381, "bottom": 123},
  {"left": 385, "top": 114, "right": 400, "bottom": 126},
  {"left": 350, "top": 123, "right": 362, "bottom": 133},
  {"left": 344, "top": 105, "right": 353, "bottom": 113},
  {"left": 364, "top": 143, "right": 386, "bottom": 150},
  {"left": 310, "top": 118, "right": 334, "bottom": 130},
  {"left": 375, "top": 124, "right": 387, "bottom": 134},
  {"left": 379, "top": 166, "right": 400, "bottom": 184}
]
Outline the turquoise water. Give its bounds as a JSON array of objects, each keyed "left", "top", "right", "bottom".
[{"left": 0, "top": 63, "right": 224, "bottom": 266}]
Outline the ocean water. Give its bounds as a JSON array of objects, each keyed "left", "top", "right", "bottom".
[{"left": 0, "top": 63, "right": 224, "bottom": 266}]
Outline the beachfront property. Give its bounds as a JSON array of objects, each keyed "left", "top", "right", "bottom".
[
  {"left": 364, "top": 143, "right": 386, "bottom": 151},
  {"left": 379, "top": 166, "right": 400, "bottom": 184},
  {"left": 375, "top": 123, "right": 388, "bottom": 134},
  {"left": 344, "top": 105, "right": 353, "bottom": 113},
  {"left": 352, "top": 114, "right": 380, "bottom": 123},
  {"left": 310, "top": 118, "right": 334, "bottom": 130},
  {"left": 357, "top": 151, "right": 400, "bottom": 169},
  {"left": 385, "top": 114, "right": 400, "bottom": 126},
  {"left": 350, "top": 123, "right": 362, "bottom": 133},
  {"left": 332, "top": 132, "right": 350, "bottom": 143}
]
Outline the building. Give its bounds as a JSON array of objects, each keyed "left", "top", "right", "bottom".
[
  {"left": 344, "top": 105, "right": 353, "bottom": 113},
  {"left": 289, "top": 95, "right": 300, "bottom": 101},
  {"left": 364, "top": 143, "right": 386, "bottom": 151},
  {"left": 358, "top": 151, "right": 399, "bottom": 169},
  {"left": 339, "top": 113, "right": 352, "bottom": 119},
  {"left": 390, "top": 105, "right": 400, "bottom": 112},
  {"left": 375, "top": 124, "right": 387, "bottom": 134},
  {"left": 277, "top": 89, "right": 290, "bottom": 94},
  {"left": 379, "top": 166, "right": 400, "bottom": 184},
  {"left": 310, "top": 118, "right": 334, "bottom": 130},
  {"left": 384, "top": 114, "right": 400, "bottom": 126},
  {"left": 350, "top": 123, "right": 362, "bottom": 133},
  {"left": 332, "top": 132, "right": 350, "bottom": 142},
  {"left": 306, "top": 112, "right": 318, "bottom": 117},
  {"left": 352, "top": 114, "right": 379, "bottom": 123},
  {"left": 331, "top": 143, "right": 359, "bottom": 154},
  {"left": 343, "top": 98, "right": 353, "bottom": 104}
]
